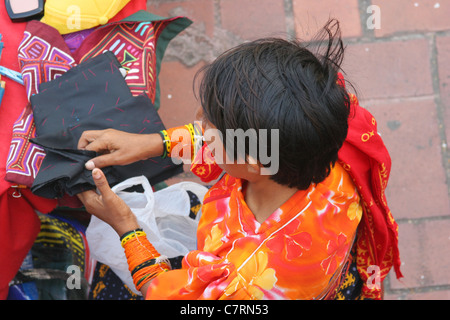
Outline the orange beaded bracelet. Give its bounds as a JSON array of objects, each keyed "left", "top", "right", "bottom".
[
  {"left": 160, "top": 122, "right": 203, "bottom": 161},
  {"left": 121, "top": 229, "right": 171, "bottom": 290}
]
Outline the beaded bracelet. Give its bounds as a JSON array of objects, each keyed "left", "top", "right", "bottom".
[
  {"left": 159, "top": 129, "right": 171, "bottom": 158},
  {"left": 160, "top": 122, "right": 204, "bottom": 161},
  {"left": 192, "top": 121, "right": 204, "bottom": 156},
  {"left": 120, "top": 228, "right": 144, "bottom": 240},
  {"left": 121, "top": 229, "right": 171, "bottom": 290},
  {"left": 167, "top": 124, "right": 192, "bottom": 159},
  {"left": 120, "top": 228, "right": 145, "bottom": 247}
]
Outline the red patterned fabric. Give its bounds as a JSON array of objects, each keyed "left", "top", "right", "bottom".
[
  {"left": 73, "top": 10, "right": 191, "bottom": 107},
  {"left": 0, "top": 2, "right": 58, "bottom": 300},
  {"left": 190, "top": 144, "right": 223, "bottom": 183},
  {"left": 6, "top": 11, "right": 191, "bottom": 188},
  {"left": 337, "top": 74, "right": 402, "bottom": 299},
  {"left": 5, "top": 21, "right": 76, "bottom": 187},
  {"left": 0, "top": 1, "right": 148, "bottom": 299}
]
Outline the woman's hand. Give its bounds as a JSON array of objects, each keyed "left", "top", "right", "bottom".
[
  {"left": 78, "top": 129, "right": 164, "bottom": 170},
  {"left": 77, "top": 168, "right": 139, "bottom": 236}
]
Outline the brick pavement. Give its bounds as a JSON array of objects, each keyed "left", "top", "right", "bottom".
[{"left": 147, "top": 0, "right": 450, "bottom": 299}]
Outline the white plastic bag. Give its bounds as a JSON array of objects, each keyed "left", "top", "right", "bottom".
[{"left": 86, "top": 176, "right": 208, "bottom": 295}]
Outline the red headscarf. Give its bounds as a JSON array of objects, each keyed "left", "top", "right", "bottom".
[{"left": 337, "top": 73, "right": 402, "bottom": 299}]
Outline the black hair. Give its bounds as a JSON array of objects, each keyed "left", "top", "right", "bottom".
[{"left": 195, "top": 19, "right": 351, "bottom": 190}]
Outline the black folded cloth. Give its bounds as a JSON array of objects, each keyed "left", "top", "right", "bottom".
[{"left": 30, "top": 52, "right": 182, "bottom": 199}]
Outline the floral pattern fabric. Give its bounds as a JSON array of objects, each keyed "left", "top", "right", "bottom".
[{"left": 146, "top": 162, "right": 362, "bottom": 300}]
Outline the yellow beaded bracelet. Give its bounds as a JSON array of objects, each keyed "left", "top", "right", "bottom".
[{"left": 120, "top": 230, "right": 146, "bottom": 247}]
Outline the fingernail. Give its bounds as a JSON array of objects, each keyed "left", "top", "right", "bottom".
[
  {"left": 85, "top": 160, "right": 95, "bottom": 170},
  {"left": 92, "top": 169, "right": 101, "bottom": 180}
]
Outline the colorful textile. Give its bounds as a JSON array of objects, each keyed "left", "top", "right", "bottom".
[
  {"left": 5, "top": 11, "right": 191, "bottom": 188},
  {"left": 146, "top": 163, "right": 362, "bottom": 299},
  {"left": 334, "top": 245, "right": 366, "bottom": 300},
  {"left": 19, "top": 22, "right": 76, "bottom": 100},
  {"left": 0, "top": 2, "right": 58, "bottom": 299},
  {"left": 1, "top": 1, "right": 151, "bottom": 299},
  {"left": 29, "top": 52, "right": 182, "bottom": 198},
  {"left": 0, "top": 187, "right": 57, "bottom": 299},
  {"left": 336, "top": 74, "right": 402, "bottom": 299},
  {"left": 89, "top": 263, "right": 144, "bottom": 300},
  {"left": 8, "top": 212, "right": 95, "bottom": 300},
  {"left": 5, "top": 21, "right": 76, "bottom": 187},
  {"left": 73, "top": 10, "right": 192, "bottom": 109},
  {"left": 62, "top": 29, "right": 95, "bottom": 54}
]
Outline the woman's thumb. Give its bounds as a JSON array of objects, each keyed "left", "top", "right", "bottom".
[
  {"left": 85, "top": 153, "right": 116, "bottom": 170},
  {"left": 92, "top": 168, "right": 112, "bottom": 197}
]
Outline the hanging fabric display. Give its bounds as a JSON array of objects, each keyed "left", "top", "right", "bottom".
[
  {"left": 5, "top": 12, "right": 192, "bottom": 188},
  {"left": 29, "top": 51, "right": 182, "bottom": 198}
]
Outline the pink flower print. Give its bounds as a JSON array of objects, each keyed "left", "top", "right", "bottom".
[
  {"left": 284, "top": 232, "right": 313, "bottom": 260},
  {"left": 267, "top": 230, "right": 312, "bottom": 260},
  {"left": 320, "top": 233, "right": 348, "bottom": 275}
]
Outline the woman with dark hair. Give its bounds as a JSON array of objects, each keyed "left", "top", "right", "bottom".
[{"left": 77, "top": 20, "right": 401, "bottom": 300}]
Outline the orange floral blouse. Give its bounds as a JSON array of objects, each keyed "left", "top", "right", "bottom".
[{"left": 146, "top": 162, "right": 362, "bottom": 300}]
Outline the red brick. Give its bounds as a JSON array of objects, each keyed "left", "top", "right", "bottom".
[
  {"left": 386, "top": 219, "right": 450, "bottom": 290},
  {"left": 292, "top": 0, "right": 362, "bottom": 40},
  {"left": 372, "top": 0, "right": 450, "bottom": 37},
  {"left": 343, "top": 39, "right": 433, "bottom": 100},
  {"left": 158, "top": 61, "right": 205, "bottom": 129},
  {"left": 364, "top": 97, "right": 450, "bottom": 220},
  {"left": 436, "top": 35, "right": 450, "bottom": 143},
  {"left": 385, "top": 289, "right": 450, "bottom": 300},
  {"left": 147, "top": 0, "right": 216, "bottom": 37},
  {"left": 220, "top": 0, "right": 286, "bottom": 40}
]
